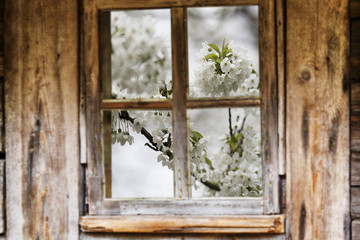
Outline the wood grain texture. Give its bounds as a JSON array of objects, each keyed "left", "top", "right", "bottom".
[
  {"left": 352, "top": 151, "right": 360, "bottom": 186},
  {"left": 352, "top": 187, "right": 360, "bottom": 218},
  {"left": 100, "top": 11, "right": 112, "bottom": 199},
  {"left": 350, "top": 20, "right": 360, "bottom": 85},
  {"left": 259, "top": 0, "right": 280, "bottom": 214},
  {"left": 0, "top": 160, "right": 4, "bottom": 233},
  {"left": 83, "top": 0, "right": 104, "bottom": 214},
  {"left": 351, "top": 22, "right": 360, "bottom": 152},
  {"left": 4, "top": 0, "right": 80, "bottom": 238},
  {"left": 80, "top": 215, "right": 284, "bottom": 234},
  {"left": 0, "top": 0, "right": 3, "bottom": 77},
  {"left": 353, "top": 220, "right": 360, "bottom": 240},
  {"left": 351, "top": 0, "right": 360, "bottom": 18},
  {"left": 81, "top": 232, "right": 285, "bottom": 240},
  {"left": 186, "top": 98, "right": 260, "bottom": 109},
  {"left": 101, "top": 198, "right": 263, "bottom": 215},
  {"left": 97, "top": 0, "right": 259, "bottom": 10},
  {"left": 276, "top": 0, "right": 286, "bottom": 175},
  {"left": 101, "top": 99, "right": 173, "bottom": 110},
  {"left": 0, "top": 77, "right": 4, "bottom": 153},
  {"left": 171, "top": 7, "right": 190, "bottom": 200},
  {"left": 286, "top": 0, "right": 350, "bottom": 239}
]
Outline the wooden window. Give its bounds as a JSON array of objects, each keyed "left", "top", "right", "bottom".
[{"left": 80, "top": 0, "right": 284, "bottom": 234}]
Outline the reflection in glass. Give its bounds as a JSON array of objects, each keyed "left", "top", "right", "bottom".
[
  {"left": 189, "top": 108, "right": 262, "bottom": 197},
  {"left": 103, "top": 110, "right": 173, "bottom": 198},
  {"left": 188, "top": 6, "right": 259, "bottom": 98},
  {"left": 109, "top": 10, "right": 172, "bottom": 99}
]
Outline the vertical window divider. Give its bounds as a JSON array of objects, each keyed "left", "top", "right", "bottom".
[
  {"left": 171, "top": 7, "right": 190, "bottom": 200},
  {"left": 99, "top": 11, "right": 112, "bottom": 199}
]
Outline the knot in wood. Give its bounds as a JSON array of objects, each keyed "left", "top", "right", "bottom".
[{"left": 301, "top": 70, "right": 311, "bottom": 81}]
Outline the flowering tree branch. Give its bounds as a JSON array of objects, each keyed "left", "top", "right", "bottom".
[{"left": 117, "top": 110, "right": 221, "bottom": 192}]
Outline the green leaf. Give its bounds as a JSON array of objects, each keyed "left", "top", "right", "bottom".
[
  {"left": 205, "top": 53, "right": 218, "bottom": 61},
  {"left": 208, "top": 43, "right": 220, "bottom": 54},
  {"left": 191, "top": 131, "right": 204, "bottom": 142},
  {"left": 204, "top": 156, "right": 215, "bottom": 170}
]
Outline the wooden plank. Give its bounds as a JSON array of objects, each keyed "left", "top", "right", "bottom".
[
  {"left": 350, "top": 20, "right": 360, "bottom": 84},
  {"left": 0, "top": 160, "right": 4, "bottom": 233},
  {"left": 0, "top": 0, "right": 3, "bottom": 77},
  {"left": 286, "top": 0, "right": 350, "bottom": 239},
  {"left": 351, "top": 187, "right": 360, "bottom": 217},
  {"left": 351, "top": 0, "right": 360, "bottom": 18},
  {"left": 0, "top": 77, "right": 4, "bottom": 153},
  {"left": 276, "top": 0, "right": 286, "bottom": 175},
  {"left": 259, "top": 0, "right": 279, "bottom": 214},
  {"left": 353, "top": 220, "right": 360, "bottom": 240},
  {"left": 97, "top": 0, "right": 259, "bottom": 10},
  {"left": 4, "top": 0, "right": 80, "bottom": 238},
  {"left": 352, "top": 109, "right": 360, "bottom": 152},
  {"left": 171, "top": 7, "right": 190, "bottom": 200},
  {"left": 352, "top": 151, "right": 360, "bottom": 186},
  {"left": 101, "top": 99, "right": 172, "bottom": 110},
  {"left": 100, "top": 11, "right": 112, "bottom": 199},
  {"left": 101, "top": 98, "right": 260, "bottom": 110},
  {"left": 353, "top": 83, "right": 360, "bottom": 111},
  {"left": 101, "top": 199, "right": 263, "bottom": 215},
  {"left": 186, "top": 98, "right": 260, "bottom": 109},
  {"left": 81, "top": 232, "right": 286, "bottom": 240},
  {"left": 83, "top": 0, "right": 104, "bottom": 214},
  {"left": 80, "top": 215, "right": 284, "bottom": 234}
]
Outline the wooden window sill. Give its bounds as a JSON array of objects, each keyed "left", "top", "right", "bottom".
[{"left": 80, "top": 215, "right": 284, "bottom": 234}]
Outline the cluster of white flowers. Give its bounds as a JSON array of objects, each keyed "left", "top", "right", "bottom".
[
  {"left": 111, "top": 12, "right": 172, "bottom": 98},
  {"left": 111, "top": 110, "right": 174, "bottom": 169},
  {"left": 213, "top": 110, "right": 262, "bottom": 197},
  {"left": 111, "top": 111, "right": 134, "bottom": 146},
  {"left": 193, "top": 40, "right": 257, "bottom": 97},
  {"left": 110, "top": 13, "right": 262, "bottom": 197}
]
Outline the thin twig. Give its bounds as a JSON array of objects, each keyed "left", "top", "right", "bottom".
[
  {"left": 228, "top": 108, "right": 233, "bottom": 137},
  {"left": 118, "top": 110, "right": 220, "bottom": 192}
]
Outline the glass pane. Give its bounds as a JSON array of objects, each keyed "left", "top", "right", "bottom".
[
  {"left": 188, "top": 6, "right": 259, "bottom": 98},
  {"left": 103, "top": 110, "right": 173, "bottom": 198},
  {"left": 105, "top": 10, "right": 172, "bottom": 99},
  {"left": 189, "top": 108, "right": 262, "bottom": 197}
]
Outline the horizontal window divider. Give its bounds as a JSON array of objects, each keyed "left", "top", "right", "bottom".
[
  {"left": 101, "top": 99, "right": 173, "bottom": 110},
  {"left": 97, "top": 0, "right": 259, "bottom": 10},
  {"left": 99, "top": 198, "right": 264, "bottom": 215},
  {"left": 186, "top": 97, "right": 261, "bottom": 109},
  {"left": 80, "top": 214, "right": 284, "bottom": 234}
]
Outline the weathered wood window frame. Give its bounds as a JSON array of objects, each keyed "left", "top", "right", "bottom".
[{"left": 80, "top": 0, "right": 284, "bottom": 234}]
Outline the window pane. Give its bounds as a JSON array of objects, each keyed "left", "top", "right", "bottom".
[
  {"left": 105, "top": 10, "right": 172, "bottom": 99},
  {"left": 188, "top": 6, "right": 259, "bottom": 98},
  {"left": 188, "top": 108, "right": 262, "bottom": 198},
  {"left": 103, "top": 110, "right": 173, "bottom": 198}
]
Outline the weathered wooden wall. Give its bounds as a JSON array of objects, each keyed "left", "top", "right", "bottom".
[
  {"left": 286, "top": 0, "right": 350, "bottom": 239},
  {"left": 0, "top": 0, "right": 355, "bottom": 239},
  {"left": 4, "top": 0, "right": 80, "bottom": 239},
  {"left": 0, "top": 0, "right": 5, "bottom": 236},
  {"left": 351, "top": 0, "right": 360, "bottom": 239}
]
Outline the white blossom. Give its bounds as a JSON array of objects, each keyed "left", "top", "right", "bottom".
[{"left": 111, "top": 12, "right": 172, "bottom": 99}]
